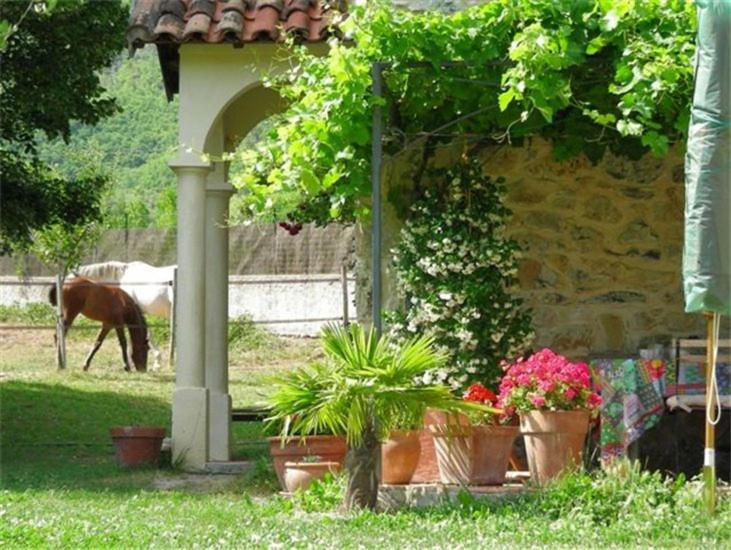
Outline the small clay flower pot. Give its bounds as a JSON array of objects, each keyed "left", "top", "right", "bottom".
[
  {"left": 110, "top": 426, "right": 166, "bottom": 467},
  {"left": 268, "top": 435, "right": 346, "bottom": 490},
  {"left": 283, "top": 461, "right": 340, "bottom": 493}
]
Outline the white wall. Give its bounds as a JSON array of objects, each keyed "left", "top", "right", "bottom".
[{"left": 0, "top": 274, "right": 357, "bottom": 337}]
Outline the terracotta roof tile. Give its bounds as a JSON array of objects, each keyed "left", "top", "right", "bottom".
[{"left": 127, "top": 0, "right": 343, "bottom": 49}]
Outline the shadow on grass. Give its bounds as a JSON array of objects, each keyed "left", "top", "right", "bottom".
[{"left": 1, "top": 380, "right": 171, "bottom": 492}]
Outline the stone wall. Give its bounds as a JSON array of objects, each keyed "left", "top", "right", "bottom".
[
  {"left": 356, "top": 138, "right": 718, "bottom": 358},
  {"left": 490, "top": 139, "right": 704, "bottom": 357}
]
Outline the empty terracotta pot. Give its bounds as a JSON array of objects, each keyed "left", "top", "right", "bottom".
[
  {"left": 110, "top": 426, "right": 165, "bottom": 467},
  {"left": 283, "top": 461, "right": 340, "bottom": 493},
  {"left": 520, "top": 410, "right": 590, "bottom": 485},
  {"left": 381, "top": 430, "right": 421, "bottom": 485},
  {"left": 430, "top": 423, "right": 519, "bottom": 485}
]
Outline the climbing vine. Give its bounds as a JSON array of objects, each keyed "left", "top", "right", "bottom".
[{"left": 232, "top": 0, "right": 695, "bottom": 225}]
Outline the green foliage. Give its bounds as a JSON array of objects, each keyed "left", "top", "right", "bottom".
[
  {"left": 0, "top": 302, "right": 55, "bottom": 325},
  {"left": 289, "top": 472, "right": 346, "bottom": 512},
  {"left": 39, "top": 48, "right": 179, "bottom": 229},
  {"left": 0, "top": 0, "right": 126, "bottom": 251},
  {"left": 387, "top": 161, "right": 533, "bottom": 391},
  {"left": 266, "top": 323, "right": 480, "bottom": 446},
  {"left": 235, "top": 0, "right": 696, "bottom": 225},
  {"left": 228, "top": 314, "right": 275, "bottom": 352}
]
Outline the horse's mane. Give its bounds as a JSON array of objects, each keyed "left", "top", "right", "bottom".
[
  {"left": 124, "top": 295, "right": 148, "bottom": 338},
  {"left": 75, "top": 261, "right": 128, "bottom": 283}
]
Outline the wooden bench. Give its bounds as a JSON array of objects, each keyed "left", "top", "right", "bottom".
[{"left": 231, "top": 406, "right": 271, "bottom": 422}]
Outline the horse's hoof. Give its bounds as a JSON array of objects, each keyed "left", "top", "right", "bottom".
[{"left": 124, "top": 366, "right": 131, "bottom": 372}]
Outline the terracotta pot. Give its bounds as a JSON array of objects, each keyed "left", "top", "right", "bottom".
[
  {"left": 520, "top": 410, "right": 590, "bottom": 485},
  {"left": 429, "top": 423, "right": 519, "bottom": 485},
  {"left": 381, "top": 430, "right": 421, "bottom": 485},
  {"left": 268, "top": 435, "right": 347, "bottom": 490},
  {"left": 283, "top": 461, "right": 341, "bottom": 493},
  {"left": 413, "top": 409, "right": 469, "bottom": 483},
  {"left": 110, "top": 426, "right": 165, "bottom": 467}
]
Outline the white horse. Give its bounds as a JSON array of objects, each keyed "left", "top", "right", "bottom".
[{"left": 75, "top": 261, "right": 177, "bottom": 369}]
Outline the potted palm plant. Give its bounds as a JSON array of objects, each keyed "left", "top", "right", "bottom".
[{"left": 266, "top": 323, "right": 481, "bottom": 510}]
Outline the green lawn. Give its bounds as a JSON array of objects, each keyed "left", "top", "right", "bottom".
[{"left": 2, "top": 305, "right": 731, "bottom": 548}]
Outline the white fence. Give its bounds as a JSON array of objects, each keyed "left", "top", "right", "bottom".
[{"left": 0, "top": 273, "right": 357, "bottom": 336}]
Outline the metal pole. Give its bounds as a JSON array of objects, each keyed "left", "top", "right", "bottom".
[
  {"left": 371, "top": 62, "right": 384, "bottom": 337},
  {"left": 341, "top": 264, "right": 350, "bottom": 326},
  {"left": 703, "top": 311, "right": 717, "bottom": 513}
]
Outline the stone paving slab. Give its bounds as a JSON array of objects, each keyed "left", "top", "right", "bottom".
[{"left": 378, "top": 483, "right": 529, "bottom": 511}]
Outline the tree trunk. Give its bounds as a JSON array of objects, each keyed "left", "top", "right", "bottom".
[{"left": 344, "top": 423, "right": 380, "bottom": 510}]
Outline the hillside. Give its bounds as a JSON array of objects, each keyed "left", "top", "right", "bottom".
[{"left": 39, "top": 48, "right": 178, "bottom": 228}]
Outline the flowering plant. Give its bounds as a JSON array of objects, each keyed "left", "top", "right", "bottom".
[
  {"left": 462, "top": 382, "right": 508, "bottom": 425},
  {"left": 498, "top": 349, "right": 601, "bottom": 416},
  {"left": 387, "top": 161, "right": 534, "bottom": 392}
]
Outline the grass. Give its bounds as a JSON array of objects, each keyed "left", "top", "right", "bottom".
[{"left": 2, "top": 304, "right": 731, "bottom": 548}]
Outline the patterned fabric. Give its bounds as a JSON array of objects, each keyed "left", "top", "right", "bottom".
[
  {"left": 665, "top": 362, "right": 731, "bottom": 396},
  {"left": 590, "top": 359, "right": 666, "bottom": 463}
]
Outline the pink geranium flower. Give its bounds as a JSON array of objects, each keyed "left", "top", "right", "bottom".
[{"left": 497, "top": 348, "right": 601, "bottom": 415}]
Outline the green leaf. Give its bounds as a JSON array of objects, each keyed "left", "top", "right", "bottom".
[
  {"left": 498, "top": 89, "right": 516, "bottom": 112},
  {"left": 300, "top": 168, "right": 321, "bottom": 196},
  {"left": 640, "top": 131, "right": 669, "bottom": 156}
]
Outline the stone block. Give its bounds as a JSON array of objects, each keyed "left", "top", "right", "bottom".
[
  {"left": 582, "top": 195, "right": 622, "bottom": 223},
  {"left": 619, "top": 219, "right": 659, "bottom": 244},
  {"left": 598, "top": 313, "right": 626, "bottom": 351},
  {"left": 523, "top": 211, "right": 564, "bottom": 232}
]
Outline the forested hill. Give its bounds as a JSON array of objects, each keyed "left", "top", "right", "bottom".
[{"left": 39, "top": 48, "right": 179, "bottom": 229}]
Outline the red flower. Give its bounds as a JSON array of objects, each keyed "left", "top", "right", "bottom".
[{"left": 463, "top": 382, "right": 497, "bottom": 404}]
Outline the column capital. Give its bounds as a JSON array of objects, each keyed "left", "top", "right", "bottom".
[
  {"left": 206, "top": 181, "right": 235, "bottom": 194},
  {"left": 169, "top": 162, "right": 213, "bottom": 176}
]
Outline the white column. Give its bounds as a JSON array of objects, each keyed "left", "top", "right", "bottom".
[
  {"left": 170, "top": 164, "right": 211, "bottom": 470},
  {"left": 205, "top": 163, "right": 234, "bottom": 461}
]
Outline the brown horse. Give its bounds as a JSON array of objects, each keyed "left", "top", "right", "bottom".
[{"left": 48, "top": 277, "right": 149, "bottom": 372}]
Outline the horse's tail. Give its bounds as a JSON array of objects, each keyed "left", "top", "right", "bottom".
[
  {"left": 76, "top": 261, "right": 127, "bottom": 282},
  {"left": 48, "top": 285, "right": 57, "bottom": 307}
]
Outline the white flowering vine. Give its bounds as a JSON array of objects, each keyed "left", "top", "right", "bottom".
[{"left": 387, "top": 160, "right": 534, "bottom": 392}]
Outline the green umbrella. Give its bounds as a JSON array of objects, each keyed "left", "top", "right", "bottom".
[{"left": 683, "top": 0, "right": 731, "bottom": 513}]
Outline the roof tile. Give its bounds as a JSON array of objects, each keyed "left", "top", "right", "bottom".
[{"left": 126, "top": 0, "right": 342, "bottom": 50}]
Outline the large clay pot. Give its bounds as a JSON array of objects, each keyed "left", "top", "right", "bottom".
[
  {"left": 429, "top": 422, "right": 519, "bottom": 485},
  {"left": 381, "top": 430, "right": 421, "bottom": 485},
  {"left": 520, "top": 410, "right": 590, "bottom": 485},
  {"left": 284, "top": 461, "right": 341, "bottom": 493},
  {"left": 110, "top": 426, "right": 165, "bottom": 467},
  {"left": 268, "top": 435, "right": 346, "bottom": 490},
  {"left": 412, "top": 409, "right": 466, "bottom": 483}
]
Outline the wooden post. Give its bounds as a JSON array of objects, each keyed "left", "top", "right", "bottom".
[
  {"left": 55, "top": 273, "right": 66, "bottom": 370},
  {"left": 703, "top": 311, "right": 717, "bottom": 513},
  {"left": 341, "top": 264, "right": 349, "bottom": 326},
  {"left": 168, "top": 267, "right": 177, "bottom": 368}
]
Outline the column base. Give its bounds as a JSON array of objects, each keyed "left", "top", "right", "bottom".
[
  {"left": 208, "top": 391, "right": 232, "bottom": 461},
  {"left": 172, "top": 387, "right": 210, "bottom": 471}
]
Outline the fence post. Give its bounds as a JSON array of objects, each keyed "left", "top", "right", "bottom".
[
  {"left": 168, "top": 267, "right": 177, "bottom": 368},
  {"left": 341, "top": 264, "right": 349, "bottom": 326},
  {"left": 55, "top": 273, "right": 66, "bottom": 370}
]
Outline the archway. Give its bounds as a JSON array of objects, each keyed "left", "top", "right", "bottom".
[{"left": 126, "top": 0, "right": 341, "bottom": 470}]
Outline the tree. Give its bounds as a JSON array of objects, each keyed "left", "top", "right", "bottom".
[{"left": 0, "top": 0, "right": 127, "bottom": 251}]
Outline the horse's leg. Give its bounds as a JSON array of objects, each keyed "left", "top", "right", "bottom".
[
  {"left": 115, "top": 326, "right": 131, "bottom": 372},
  {"left": 83, "top": 326, "right": 111, "bottom": 371}
]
